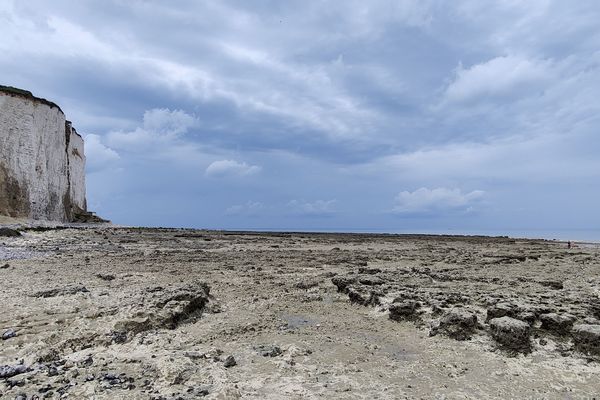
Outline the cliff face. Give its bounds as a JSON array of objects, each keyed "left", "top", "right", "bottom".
[{"left": 0, "top": 86, "right": 88, "bottom": 222}]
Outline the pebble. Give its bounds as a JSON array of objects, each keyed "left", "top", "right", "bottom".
[
  {"left": 254, "top": 344, "right": 282, "bottom": 357},
  {"left": 2, "top": 328, "right": 17, "bottom": 340},
  {"left": 223, "top": 355, "right": 237, "bottom": 368},
  {"left": 0, "top": 364, "right": 28, "bottom": 379}
]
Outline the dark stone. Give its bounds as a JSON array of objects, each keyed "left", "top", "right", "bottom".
[
  {"left": 489, "top": 317, "right": 531, "bottom": 352},
  {"left": 331, "top": 276, "right": 356, "bottom": 293},
  {"left": 486, "top": 302, "right": 518, "bottom": 321},
  {"left": 2, "top": 328, "right": 17, "bottom": 340},
  {"left": 431, "top": 309, "right": 478, "bottom": 340},
  {"left": 357, "top": 267, "right": 382, "bottom": 275},
  {"left": 223, "top": 355, "right": 236, "bottom": 368},
  {"left": 254, "top": 344, "right": 282, "bottom": 357},
  {"left": 38, "top": 384, "right": 53, "bottom": 393},
  {"left": 295, "top": 280, "right": 318, "bottom": 290},
  {"left": 358, "top": 276, "right": 384, "bottom": 286},
  {"left": 539, "top": 280, "right": 564, "bottom": 290},
  {"left": 346, "top": 286, "right": 381, "bottom": 306},
  {"left": 389, "top": 300, "right": 421, "bottom": 321},
  {"left": 0, "top": 227, "right": 21, "bottom": 237},
  {"left": 0, "top": 364, "right": 28, "bottom": 379},
  {"left": 77, "top": 355, "right": 94, "bottom": 368},
  {"left": 539, "top": 313, "right": 576, "bottom": 335},
  {"left": 96, "top": 274, "right": 115, "bottom": 281},
  {"left": 516, "top": 312, "right": 536, "bottom": 325},
  {"left": 572, "top": 324, "right": 600, "bottom": 355}
]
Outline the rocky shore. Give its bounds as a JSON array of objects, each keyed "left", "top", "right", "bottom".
[{"left": 1, "top": 227, "right": 599, "bottom": 399}]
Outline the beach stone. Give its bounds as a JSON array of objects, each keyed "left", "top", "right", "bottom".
[
  {"left": 331, "top": 276, "right": 355, "bottom": 293},
  {"left": 223, "top": 355, "right": 236, "bottom": 368},
  {"left": 489, "top": 316, "right": 531, "bottom": 351},
  {"left": 295, "top": 280, "right": 318, "bottom": 290},
  {"left": 0, "top": 364, "right": 28, "bottom": 379},
  {"left": 96, "top": 273, "right": 115, "bottom": 281},
  {"left": 516, "top": 311, "right": 536, "bottom": 325},
  {"left": 539, "top": 280, "right": 563, "bottom": 290},
  {"left": 346, "top": 286, "right": 381, "bottom": 306},
  {"left": 432, "top": 308, "right": 478, "bottom": 340},
  {"left": 540, "top": 313, "right": 576, "bottom": 335},
  {"left": 0, "top": 228, "right": 21, "bottom": 237},
  {"left": 2, "top": 328, "right": 17, "bottom": 340},
  {"left": 572, "top": 324, "right": 600, "bottom": 355},
  {"left": 254, "top": 344, "right": 282, "bottom": 357},
  {"left": 389, "top": 300, "right": 421, "bottom": 321},
  {"left": 358, "top": 276, "right": 384, "bottom": 286},
  {"left": 486, "top": 302, "right": 518, "bottom": 321}
]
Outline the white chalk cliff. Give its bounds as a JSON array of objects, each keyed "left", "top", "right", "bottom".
[{"left": 0, "top": 86, "right": 94, "bottom": 222}]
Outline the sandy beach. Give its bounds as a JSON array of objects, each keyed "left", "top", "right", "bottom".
[{"left": 0, "top": 226, "right": 599, "bottom": 399}]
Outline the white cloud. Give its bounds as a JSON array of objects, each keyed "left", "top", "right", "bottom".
[
  {"left": 106, "top": 108, "right": 197, "bottom": 150},
  {"left": 444, "top": 56, "right": 553, "bottom": 103},
  {"left": 84, "top": 134, "right": 119, "bottom": 172},
  {"left": 205, "top": 159, "right": 261, "bottom": 177},
  {"left": 287, "top": 199, "right": 337, "bottom": 215},
  {"left": 393, "top": 187, "right": 484, "bottom": 214},
  {"left": 225, "top": 201, "right": 264, "bottom": 216}
]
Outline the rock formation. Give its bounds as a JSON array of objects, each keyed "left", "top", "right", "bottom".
[{"left": 0, "top": 85, "right": 98, "bottom": 222}]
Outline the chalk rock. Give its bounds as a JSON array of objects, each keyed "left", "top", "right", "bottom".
[{"left": 0, "top": 86, "right": 88, "bottom": 221}]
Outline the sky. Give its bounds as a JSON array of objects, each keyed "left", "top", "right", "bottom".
[{"left": 2, "top": 0, "right": 600, "bottom": 235}]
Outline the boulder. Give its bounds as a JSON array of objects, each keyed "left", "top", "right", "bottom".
[
  {"left": 572, "top": 324, "right": 600, "bottom": 356},
  {"left": 331, "top": 276, "right": 355, "bottom": 293},
  {"left": 539, "top": 313, "right": 576, "bottom": 335},
  {"left": 112, "top": 281, "right": 210, "bottom": 341},
  {"left": 346, "top": 286, "right": 381, "bottom": 306},
  {"left": 489, "top": 316, "right": 531, "bottom": 352},
  {"left": 486, "top": 302, "right": 518, "bottom": 321},
  {"left": 389, "top": 300, "right": 420, "bottom": 321},
  {"left": 431, "top": 308, "right": 478, "bottom": 340}
]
